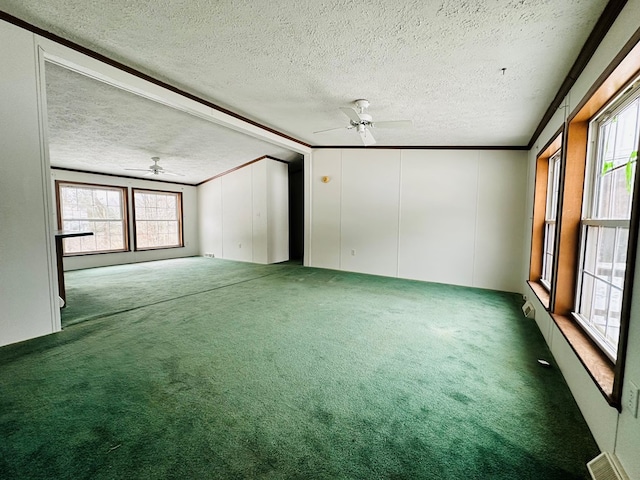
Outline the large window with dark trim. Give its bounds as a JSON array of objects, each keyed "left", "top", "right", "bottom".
[
  {"left": 574, "top": 86, "right": 639, "bottom": 361},
  {"left": 133, "top": 189, "right": 183, "bottom": 250},
  {"left": 57, "top": 181, "right": 128, "bottom": 255},
  {"left": 541, "top": 149, "right": 562, "bottom": 289},
  {"left": 527, "top": 35, "right": 640, "bottom": 406}
]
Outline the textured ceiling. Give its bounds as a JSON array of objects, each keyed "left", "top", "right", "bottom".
[
  {"left": 1, "top": 0, "right": 609, "bottom": 167},
  {"left": 45, "top": 63, "right": 300, "bottom": 185}
]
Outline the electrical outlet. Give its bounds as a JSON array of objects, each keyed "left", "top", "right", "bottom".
[
  {"left": 351, "top": 249, "right": 356, "bottom": 256},
  {"left": 627, "top": 381, "right": 639, "bottom": 418}
]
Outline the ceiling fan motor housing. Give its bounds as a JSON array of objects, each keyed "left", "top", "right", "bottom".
[
  {"left": 351, "top": 113, "right": 373, "bottom": 129},
  {"left": 354, "top": 99, "right": 370, "bottom": 112}
]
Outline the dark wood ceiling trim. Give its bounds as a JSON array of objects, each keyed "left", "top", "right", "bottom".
[
  {"left": 535, "top": 125, "right": 564, "bottom": 160},
  {"left": 527, "top": 0, "right": 628, "bottom": 149},
  {"left": 568, "top": 25, "right": 640, "bottom": 124},
  {"left": 196, "top": 155, "right": 288, "bottom": 186},
  {"left": 51, "top": 167, "right": 195, "bottom": 186},
  {"left": 312, "top": 145, "right": 529, "bottom": 151},
  {"left": 0, "top": 10, "right": 312, "bottom": 150}
]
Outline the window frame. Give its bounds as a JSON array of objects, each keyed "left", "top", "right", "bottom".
[
  {"left": 541, "top": 149, "right": 562, "bottom": 291},
  {"left": 55, "top": 180, "right": 129, "bottom": 256},
  {"left": 528, "top": 130, "right": 563, "bottom": 309},
  {"left": 527, "top": 32, "right": 640, "bottom": 408},
  {"left": 132, "top": 188, "right": 184, "bottom": 251},
  {"left": 573, "top": 87, "right": 640, "bottom": 362}
]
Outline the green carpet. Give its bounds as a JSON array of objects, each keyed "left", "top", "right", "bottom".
[{"left": 0, "top": 257, "right": 598, "bottom": 479}]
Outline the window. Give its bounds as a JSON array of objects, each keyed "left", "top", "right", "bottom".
[
  {"left": 133, "top": 189, "right": 183, "bottom": 250},
  {"left": 57, "top": 182, "right": 128, "bottom": 255},
  {"left": 541, "top": 150, "right": 562, "bottom": 289},
  {"left": 574, "top": 87, "right": 639, "bottom": 361}
]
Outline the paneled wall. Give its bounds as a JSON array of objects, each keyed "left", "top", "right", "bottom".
[
  {"left": 199, "top": 158, "right": 289, "bottom": 264},
  {"left": 309, "top": 148, "right": 528, "bottom": 293}
]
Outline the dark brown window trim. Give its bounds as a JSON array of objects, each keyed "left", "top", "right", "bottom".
[
  {"left": 56, "top": 180, "right": 130, "bottom": 256},
  {"left": 134, "top": 245, "right": 185, "bottom": 252},
  {"left": 132, "top": 188, "right": 184, "bottom": 251},
  {"left": 63, "top": 249, "right": 131, "bottom": 258}
]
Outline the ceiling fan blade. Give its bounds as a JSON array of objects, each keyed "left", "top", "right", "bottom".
[
  {"left": 162, "top": 171, "right": 185, "bottom": 177},
  {"left": 124, "top": 168, "right": 152, "bottom": 172},
  {"left": 359, "top": 128, "right": 376, "bottom": 146},
  {"left": 314, "top": 126, "right": 350, "bottom": 134},
  {"left": 340, "top": 107, "right": 362, "bottom": 123},
  {"left": 371, "top": 120, "right": 413, "bottom": 129}
]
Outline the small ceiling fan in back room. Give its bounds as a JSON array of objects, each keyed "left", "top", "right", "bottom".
[
  {"left": 314, "top": 99, "right": 412, "bottom": 146},
  {"left": 125, "top": 157, "right": 184, "bottom": 177}
]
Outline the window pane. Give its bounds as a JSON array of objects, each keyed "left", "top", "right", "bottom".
[
  {"left": 595, "top": 227, "right": 615, "bottom": 282},
  {"left": 613, "top": 100, "right": 639, "bottom": 168},
  {"left": 583, "top": 226, "right": 598, "bottom": 275},
  {"left": 541, "top": 222, "right": 555, "bottom": 286},
  {"left": 606, "top": 286, "right": 623, "bottom": 344},
  {"left": 595, "top": 170, "right": 613, "bottom": 218},
  {"left": 613, "top": 228, "right": 629, "bottom": 288},
  {"left": 541, "top": 150, "right": 562, "bottom": 288},
  {"left": 133, "top": 190, "right": 182, "bottom": 250},
  {"left": 591, "top": 278, "right": 609, "bottom": 337},
  {"left": 579, "top": 273, "right": 594, "bottom": 320},
  {"left": 58, "top": 183, "right": 127, "bottom": 255},
  {"left": 611, "top": 167, "right": 633, "bottom": 218}
]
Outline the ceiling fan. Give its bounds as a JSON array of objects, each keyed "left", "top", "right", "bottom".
[
  {"left": 314, "top": 99, "right": 412, "bottom": 146},
  {"left": 125, "top": 157, "right": 184, "bottom": 177}
]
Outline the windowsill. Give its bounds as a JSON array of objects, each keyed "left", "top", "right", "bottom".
[
  {"left": 526, "top": 280, "right": 550, "bottom": 309},
  {"left": 550, "top": 314, "right": 616, "bottom": 407},
  {"left": 526, "top": 281, "right": 617, "bottom": 408},
  {"left": 134, "top": 245, "right": 184, "bottom": 252},
  {"left": 63, "top": 248, "right": 129, "bottom": 257}
]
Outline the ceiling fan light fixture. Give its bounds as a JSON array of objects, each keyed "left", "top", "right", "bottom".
[
  {"left": 315, "top": 99, "right": 410, "bottom": 147},
  {"left": 124, "top": 156, "right": 185, "bottom": 177}
]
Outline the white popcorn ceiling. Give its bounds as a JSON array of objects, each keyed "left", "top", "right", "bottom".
[
  {"left": 1, "top": 0, "right": 608, "bottom": 178},
  {"left": 45, "top": 63, "right": 300, "bottom": 185}
]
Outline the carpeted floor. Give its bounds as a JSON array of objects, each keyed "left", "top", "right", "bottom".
[{"left": 0, "top": 257, "right": 598, "bottom": 479}]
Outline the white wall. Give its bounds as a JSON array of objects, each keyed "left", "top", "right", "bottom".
[
  {"left": 198, "top": 177, "right": 223, "bottom": 257},
  {"left": 0, "top": 22, "right": 60, "bottom": 347},
  {"left": 198, "top": 158, "right": 289, "bottom": 264},
  {"left": 51, "top": 169, "right": 199, "bottom": 270},
  {"left": 341, "top": 149, "right": 401, "bottom": 277},
  {"left": 222, "top": 165, "right": 253, "bottom": 262},
  {"left": 309, "top": 150, "right": 342, "bottom": 269},
  {"left": 398, "top": 150, "right": 478, "bottom": 285},
  {"left": 523, "top": 1, "right": 640, "bottom": 477},
  {"left": 308, "top": 148, "right": 528, "bottom": 292}
]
